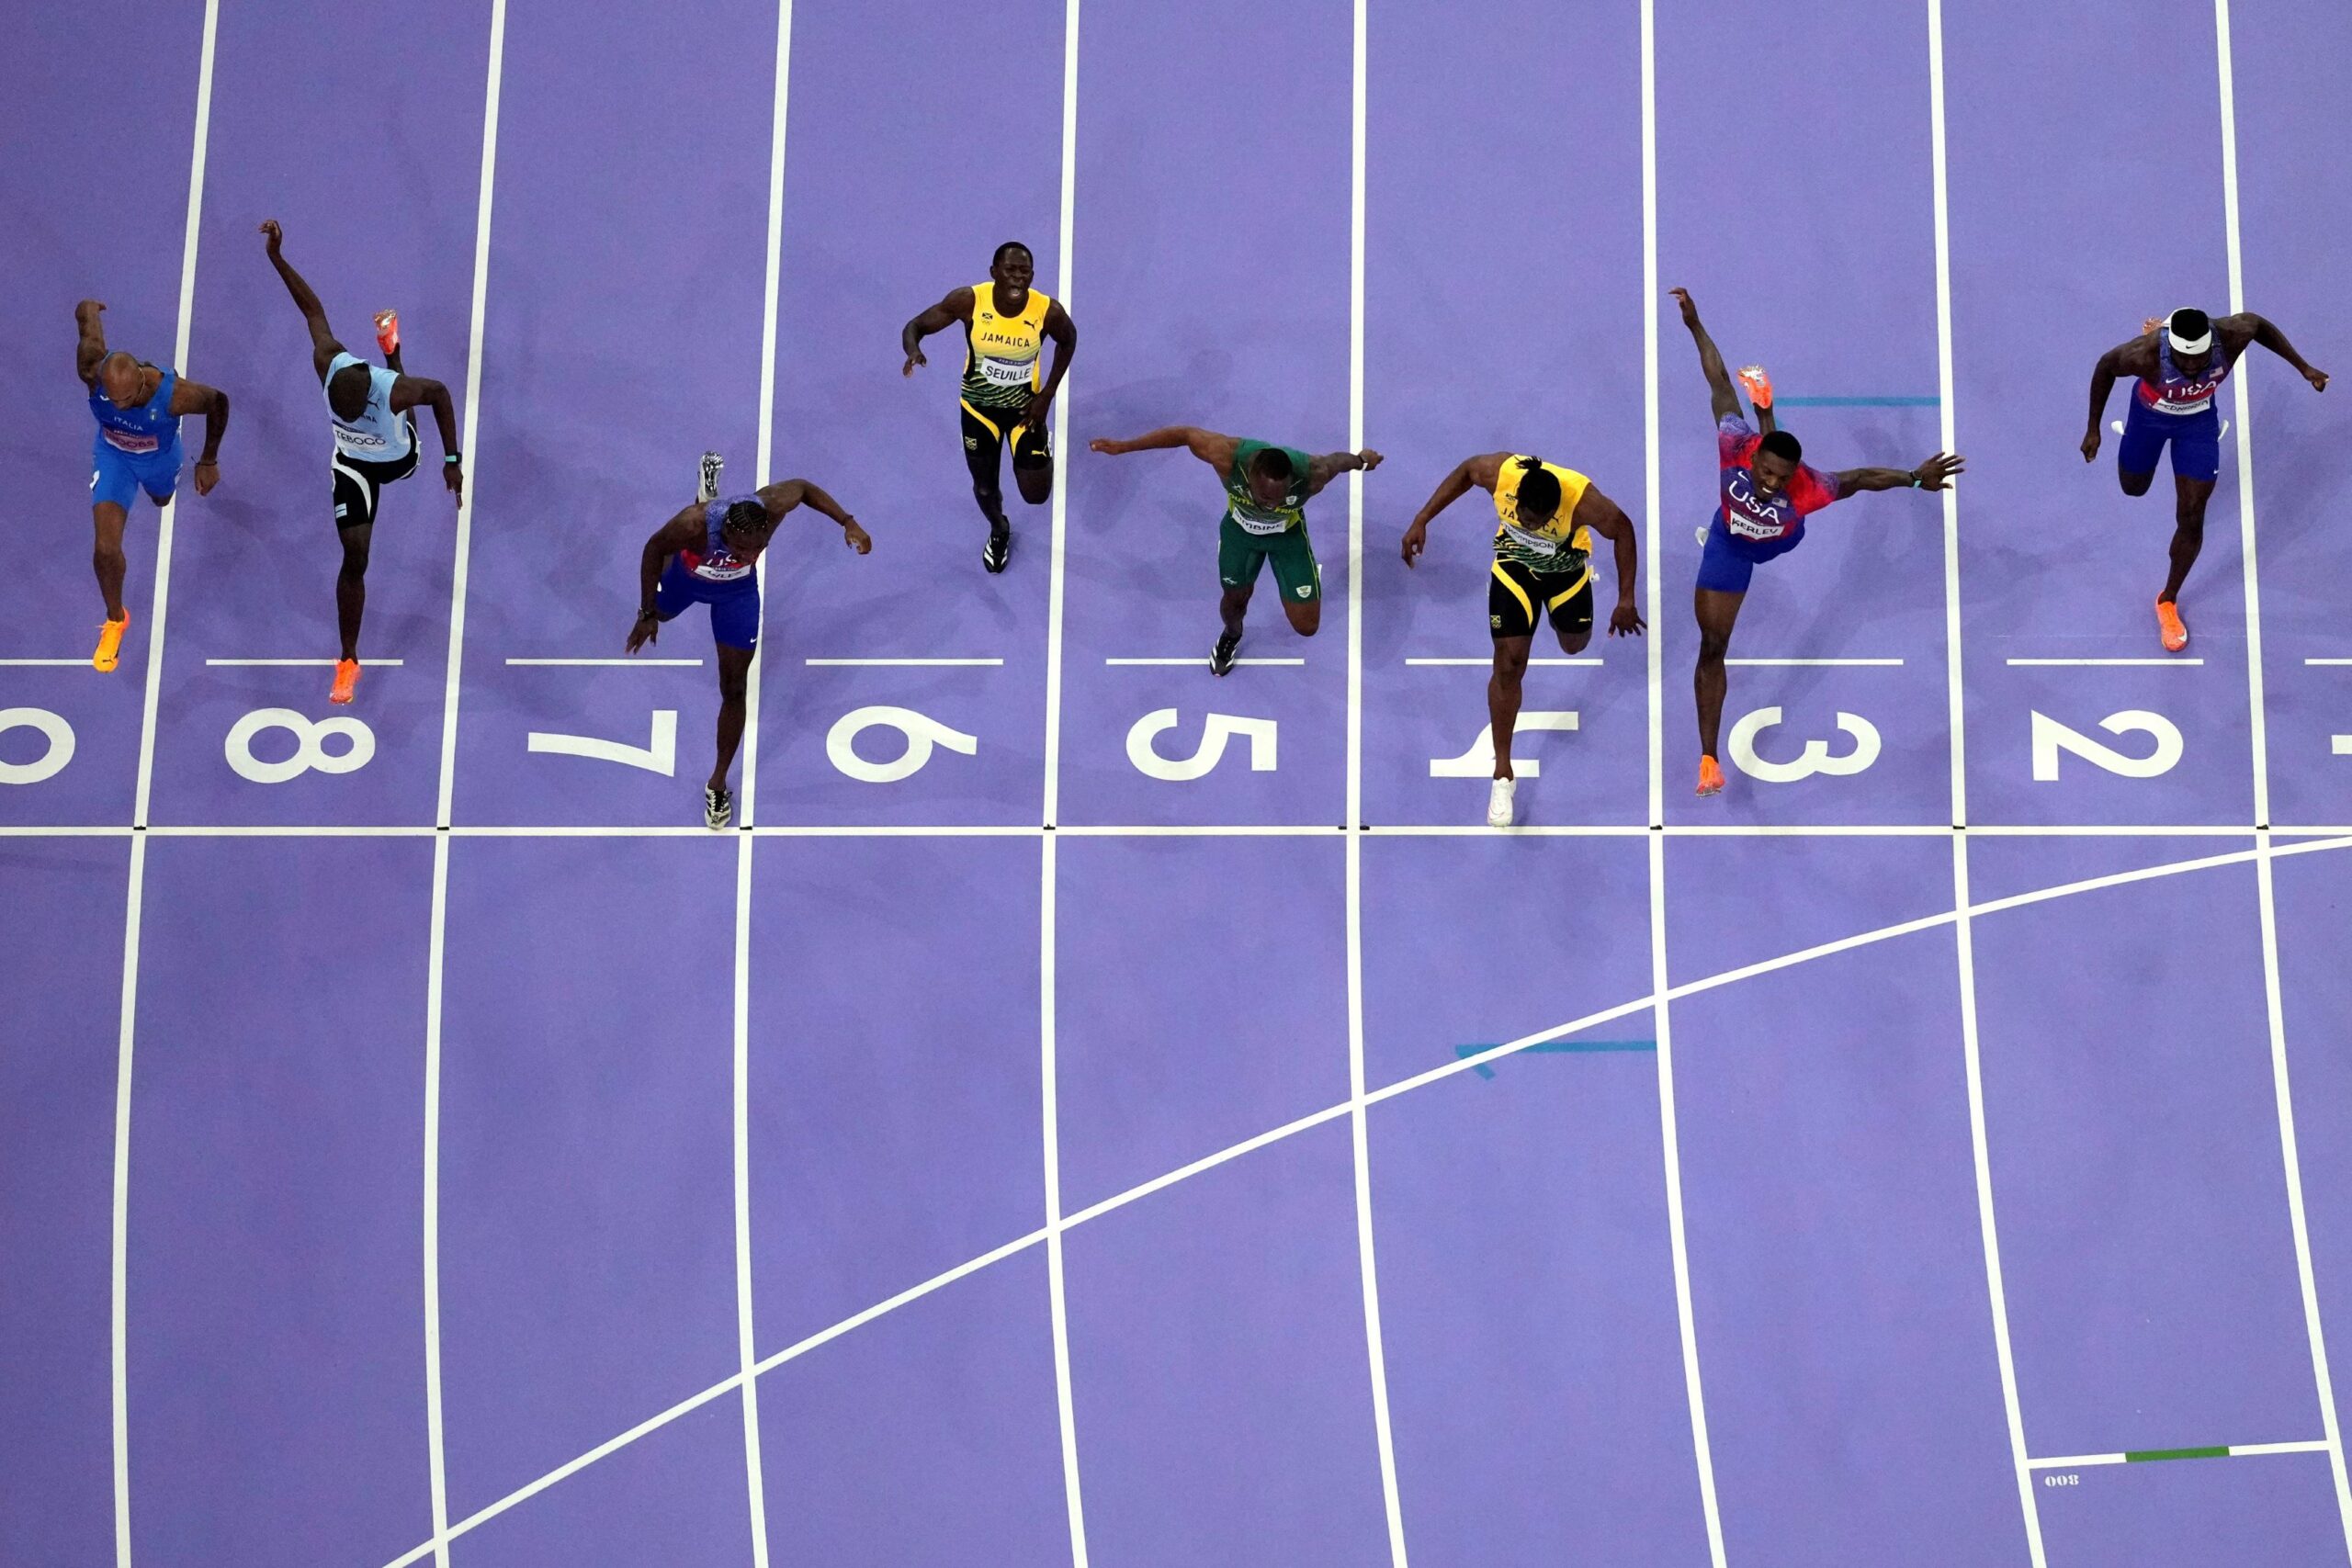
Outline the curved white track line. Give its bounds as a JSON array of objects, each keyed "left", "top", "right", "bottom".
[{"left": 373, "top": 830, "right": 2352, "bottom": 1566}]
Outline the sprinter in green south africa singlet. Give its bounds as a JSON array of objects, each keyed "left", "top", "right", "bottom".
[{"left": 1085, "top": 423, "right": 1382, "bottom": 674}]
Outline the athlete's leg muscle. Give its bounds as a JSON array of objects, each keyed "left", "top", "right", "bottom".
[
  {"left": 92, "top": 502, "right": 129, "bottom": 620},
  {"left": 1488, "top": 634, "right": 1532, "bottom": 779},
  {"left": 1693, "top": 585, "right": 1747, "bottom": 759},
  {"left": 336, "top": 522, "right": 373, "bottom": 661},
  {"left": 710, "top": 642, "right": 754, "bottom": 792},
  {"left": 2160, "top": 474, "right": 2216, "bottom": 603}
]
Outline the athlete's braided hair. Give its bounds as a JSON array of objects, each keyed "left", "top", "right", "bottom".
[
  {"left": 721, "top": 499, "right": 773, "bottom": 536},
  {"left": 1512, "top": 456, "right": 1562, "bottom": 521}
]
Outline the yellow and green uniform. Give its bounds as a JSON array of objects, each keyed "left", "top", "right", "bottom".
[
  {"left": 1217, "top": 440, "right": 1320, "bottom": 604},
  {"left": 959, "top": 282, "right": 1055, "bottom": 478},
  {"left": 1487, "top": 456, "right": 1596, "bottom": 639}
]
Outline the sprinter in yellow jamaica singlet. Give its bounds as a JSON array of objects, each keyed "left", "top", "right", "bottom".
[
  {"left": 901, "top": 242, "right": 1077, "bottom": 573},
  {"left": 1401, "top": 452, "right": 1645, "bottom": 827}
]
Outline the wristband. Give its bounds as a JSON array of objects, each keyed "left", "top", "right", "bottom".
[
  {"left": 637, "top": 607, "right": 659, "bottom": 622},
  {"left": 1909, "top": 473, "right": 1922, "bottom": 488},
  {"left": 445, "top": 452, "right": 463, "bottom": 465}
]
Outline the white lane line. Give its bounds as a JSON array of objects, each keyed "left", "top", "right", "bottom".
[
  {"left": 2216, "top": 0, "right": 2352, "bottom": 1548},
  {"left": 1724, "top": 657, "right": 1904, "bottom": 667},
  {"left": 1403, "top": 656, "right": 1601, "bottom": 667},
  {"left": 803, "top": 657, "right": 1003, "bottom": 666},
  {"left": 2306, "top": 659, "right": 2352, "bottom": 667},
  {"left": 504, "top": 657, "right": 703, "bottom": 666},
  {"left": 1347, "top": 1, "right": 1406, "bottom": 1559},
  {"left": 1639, "top": 0, "right": 1724, "bottom": 1560},
  {"left": 203, "top": 658, "right": 405, "bottom": 666},
  {"left": 728, "top": 0, "right": 796, "bottom": 1558},
  {"left": 0, "top": 658, "right": 96, "bottom": 666},
  {"left": 1928, "top": 3, "right": 2043, "bottom": 1560},
  {"left": 361, "top": 830, "right": 2352, "bottom": 1567},
  {"left": 1042, "top": 2, "right": 1090, "bottom": 1560},
  {"left": 2004, "top": 657, "right": 2203, "bottom": 667},
  {"left": 2029, "top": 1438, "right": 2332, "bottom": 1469},
  {"left": 1103, "top": 656, "right": 1305, "bottom": 666},
  {"left": 419, "top": 5, "right": 509, "bottom": 1562},
  {"left": 114, "top": 6, "right": 220, "bottom": 1561}
]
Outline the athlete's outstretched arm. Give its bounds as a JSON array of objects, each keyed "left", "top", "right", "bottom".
[
  {"left": 1399, "top": 452, "right": 1507, "bottom": 566},
  {"left": 2081, "top": 334, "right": 2154, "bottom": 460},
  {"left": 1832, "top": 451, "right": 1963, "bottom": 498},
  {"left": 1026, "top": 302, "right": 1078, "bottom": 427},
  {"left": 1305, "top": 447, "right": 1382, "bottom": 499},
  {"left": 74, "top": 299, "right": 108, "bottom": 387},
  {"left": 2222, "top": 312, "right": 2329, "bottom": 390},
  {"left": 1087, "top": 426, "right": 1238, "bottom": 475},
  {"left": 1573, "top": 484, "right": 1645, "bottom": 637},
  {"left": 258, "top": 220, "right": 345, "bottom": 381},
  {"left": 901, "top": 287, "right": 975, "bottom": 376},
  {"left": 389, "top": 376, "right": 463, "bottom": 502},
  {"left": 168, "top": 378, "right": 231, "bottom": 495},
  {"left": 759, "top": 478, "right": 872, "bottom": 553},
  {"left": 628, "top": 507, "right": 701, "bottom": 652},
  {"left": 1669, "top": 288, "right": 1743, "bottom": 423}
]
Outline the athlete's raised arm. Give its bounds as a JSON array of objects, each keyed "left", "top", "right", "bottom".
[
  {"left": 2082, "top": 332, "right": 2160, "bottom": 461},
  {"left": 757, "top": 478, "right": 871, "bottom": 553},
  {"left": 1571, "top": 482, "right": 1646, "bottom": 636},
  {"left": 2218, "top": 311, "right": 2328, "bottom": 391},
  {"left": 1832, "top": 451, "right": 1963, "bottom": 498},
  {"left": 1089, "top": 425, "right": 1238, "bottom": 475},
  {"left": 74, "top": 299, "right": 109, "bottom": 388},
  {"left": 1305, "top": 447, "right": 1381, "bottom": 499},
  {"left": 258, "top": 220, "right": 346, "bottom": 381},
  {"left": 167, "top": 376, "right": 230, "bottom": 495},
  {"left": 1400, "top": 452, "right": 1508, "bottom": 566},
  {"left": 900, "top": 287, "right": 975, "bottom": 376},
  {"left": 1670, "top": 287, "right": 1742, "bottom": 423}
]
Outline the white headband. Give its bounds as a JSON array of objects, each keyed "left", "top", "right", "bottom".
[{"left": 2166, "top": 313, "right": 2212, "bottom": 356}]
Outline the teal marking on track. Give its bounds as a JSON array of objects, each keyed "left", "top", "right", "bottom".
[
  {"left": 1774, "top": 395, "right": 1941, "bottom": 407},
  {"left": 1456, "top": 1040, "right": 1657, "bottom": 1079}
]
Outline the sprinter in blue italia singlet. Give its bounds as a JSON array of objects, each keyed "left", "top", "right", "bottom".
[
  {"left": 628, "top": 457, "right": 874, "bottom": 829},
  {"left": 261, "top": 220, "right": 463, "bottom": 703},
  {"left": 75, "top": 299, "right": 230, "bottom": 671},
  {"left": 2084, "top": 305, "right": 2329, "bottom": 651}
]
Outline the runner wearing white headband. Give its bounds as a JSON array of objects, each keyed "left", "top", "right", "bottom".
[{"left": 2083, "top": 305, "right": 2328, "bottom": 652}]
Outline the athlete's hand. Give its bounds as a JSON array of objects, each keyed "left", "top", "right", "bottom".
[
  {"left": 1400, "top": 520, "right": 1429, "bottom": 566},
  {"left": 626, "top": 612, "right": 659, "bottom": 653},
  {"left": 1913, "top": 452, "right": 1965, "bottom": 491},
  {"left": 1089, "top": 437, "right": 1126, "bottom": 457},
  {"left": 1609, "top": 598, "right": 1647, "bottom": 637},
  {"left": 1023, "top": 391, "right": 1054, "bottom": 429},
  {"left": 192, "top": 459, "right": 219, "bottom": 496},
  {"left": 2304, "top": 365, "right": 2330, "bottom": 393},
  {"left": 76, "top": 299, "right": 107, "bottom": 321},
  {"left": 2080, "top": 426, "right": 2101, "bottom": 463},
  {"left": 259, "top": 219, "right": 282, "bottom": 255},
  {"left": 901, "top": 345, "right": 926, "bottom": 377},
  {"left": 1669, "top": 287, "right": 1701, "bottom": 327},
  {"left": 444, "top": 460, "right": 464, "bottom": 504},
  {"left": 2142, "top": 314, "right": 2165, "bottom": 337},
  {"left": 1356, "top": 449, "right": 1384, "bottom": 471},
  {"left": 842, "top": 518, "right": 872, "bottom": 554}
]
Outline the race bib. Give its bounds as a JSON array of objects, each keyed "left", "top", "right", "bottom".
[
  {"left": 1230, "top": 508, "right": 1293, "bottom": 536},
  {"left": 1499, "top": 521, "right": 1566, "bottom": 556},
  {"left": 102, "top": 428, "right": 160, "bottom": 455},
  {"left": 977, "top": 356, "right": 1035, "bottom": 388}
]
